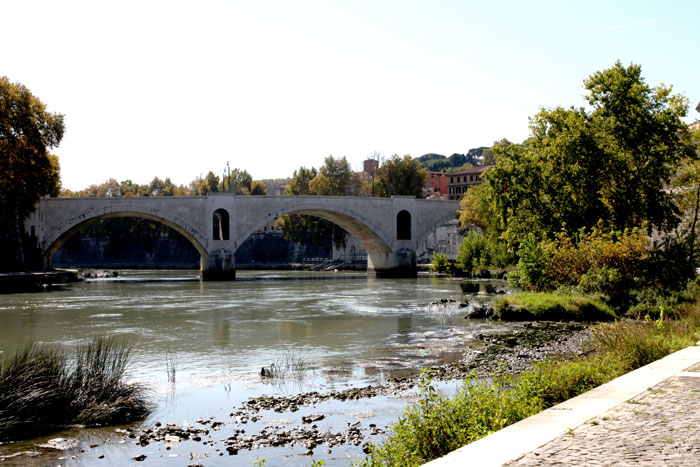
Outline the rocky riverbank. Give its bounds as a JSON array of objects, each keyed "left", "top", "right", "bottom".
[{"left": 108, "top": 322, "right": 593, "bottom": 460}]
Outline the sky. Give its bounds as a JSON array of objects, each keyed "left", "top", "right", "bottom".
[{"left": 3, "top": 0, "right": 699, "bottom": 191}]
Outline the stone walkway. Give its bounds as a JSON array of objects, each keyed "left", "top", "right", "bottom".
[
  {"left": 509, "top": 368, "right": 700, "bottom": 466},
  {"left": 424, "top": 346, "right": 700, "bottom": 467}
]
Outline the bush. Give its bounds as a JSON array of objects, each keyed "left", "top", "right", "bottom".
[
  {"left": 0, "top": 336, "right": 149, "bottom": 440},
  {"left": 493, "top": 292, "right": 616, "bottom": 321},
  {"left": 430, "top": 253, "right": 450, "bottom": 273},
  {"left": 457, "top": 231, "right": 490, "bottom": 275}
]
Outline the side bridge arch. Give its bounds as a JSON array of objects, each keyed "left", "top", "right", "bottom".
[{"left": 40, "top": 203, "right": 209, "bottom": 270}]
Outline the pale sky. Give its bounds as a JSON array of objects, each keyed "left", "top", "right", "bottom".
[{"left": 3, "top": 0, "right": 699, "bottom": 191}]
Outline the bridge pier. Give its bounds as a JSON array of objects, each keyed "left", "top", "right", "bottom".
[
  {"left": 201, "top": 248, "right": 236, "bottom": 281},
  {"left": 367, "top": 249, "right": 417, "bottom": 278}
]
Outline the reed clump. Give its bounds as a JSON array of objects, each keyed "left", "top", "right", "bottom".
[{"left": 0, "top": 336, "right": 149, "bottom": 441}]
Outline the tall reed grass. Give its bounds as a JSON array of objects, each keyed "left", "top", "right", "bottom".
[{"left": 0, "top": 336, "right": 149, "bottom": 441}]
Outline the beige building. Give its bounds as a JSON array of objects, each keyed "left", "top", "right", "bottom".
[{"left": 446, "top": 165, "right": 494, "bottom": 200}]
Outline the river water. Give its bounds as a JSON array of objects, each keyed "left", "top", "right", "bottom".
[{"left": 0, "top": 270, "right": 511, "bottom": 466}]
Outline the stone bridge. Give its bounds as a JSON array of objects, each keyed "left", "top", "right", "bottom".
[{"left": 24, "top": 195, "right": 460, "bottom": 279}]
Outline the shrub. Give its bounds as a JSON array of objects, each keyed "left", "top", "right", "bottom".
[
  {"left": 0, "top": 336, "right": 149, "bottom": 441},
  {"left": 457, "top": 231, "right": 490, "bottom": 275},
  {"left": 430, "top": 253, "right": 450, "bottom": 273},
  {"left": 492, "top": 292, "right": 616, "bottom": 321}
]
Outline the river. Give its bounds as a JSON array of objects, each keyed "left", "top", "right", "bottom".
[{"left": 0, "top": 270, "right": 511, "bottom": 466}]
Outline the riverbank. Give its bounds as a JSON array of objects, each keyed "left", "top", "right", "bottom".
[
  {"left": 0, "top": 270, "right": 81, "bottom": 293},
  {"left": 11, "top": 321, "right": 590, "bottom": 465}
]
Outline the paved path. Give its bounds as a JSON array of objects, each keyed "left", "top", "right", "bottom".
[{"left": 425, "top": 346, "right": 700, "bottom": 466}]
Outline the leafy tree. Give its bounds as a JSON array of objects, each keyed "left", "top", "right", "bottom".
[
  {"left": 308, "top": 155, "right": 356, "bottom": 196},
  {"left": 221, "top": 168, "right": 252, "bottom": 194},
  {"left": 487, "top": 61, "right": 695, "bottom": 247},
  {"left": 286, "top": 167, "right": 317, "bottom": 195},
  {"left": 250, "top": 180, "right": 267, "bottom": 195},
  {"left": 280, "top": 158, "right": 356, "bottom": 247},
  {"left": 190, "top": 171, "right": 220, "bottom": 195},
  {"left": 1, "top": 77, "right": 64, "bottom": 216},
  {"left": 1, "top": 76, "right": 65, "bottom": 269},
  {"left": 373, "top": 155, "right": 427, "bottom": 198}
]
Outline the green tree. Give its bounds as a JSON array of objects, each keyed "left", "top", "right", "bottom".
[
  {"left": 1, "top": 77, "right": 64, "bottom": 216},
  {"left": 487, "top": 61, "right": 695, "bottom": 247},
  {"left": 309, "top": 155, "right": 355, "bottom": 196},
  {"left": 190, "top": 171, "right": 220, "bottom": 195},
  {"left": 286, "top": 167, "right": 317, "bottom": 195},
  {"left": 373, "top": 155, "right": 427, "bottom": 198},
  {"left": 1, "top": 76, "right": 65, "bottom": 270},
  {"left": 250, "top": 180, "right": 267, "bottom": 195}
]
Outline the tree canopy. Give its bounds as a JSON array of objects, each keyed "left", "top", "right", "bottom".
[
  {"left": 1, "top": 76, "right": 64, "bottom": 218},
  {"left": 482, "top": 61, "right": 695, "bottom": 246},
  {"left": 373, "top": 155, "right": 427, "bottom": 198}
]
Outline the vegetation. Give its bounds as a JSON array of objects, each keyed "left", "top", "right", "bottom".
[
  {"left": 1, "top": 77, "right": 64, "bottom": 271},
  {"left": 373, "top": 61, "right": 700, "bottom": 466},
  {"left": 361, "top": 296, "right": 700, "bottom": 466},
  {"left": 373, "top": 155, "right": 427, "bottom": 198},
  {"left": 415, "top": 149, "right": 486, "bottom": 172},
  {"left": 0, "top": 336, "right": 149, "bottom": 441},
  {"left": 493, "top": 292, "right": 616, "bottom": 322}
]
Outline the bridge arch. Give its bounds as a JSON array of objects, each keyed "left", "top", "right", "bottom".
[
  {"left": 42, "top": 204, "right": 209, "bottom": 267},
  {"left": 234, "top": 201, "right": 393, "bottom": 255}
]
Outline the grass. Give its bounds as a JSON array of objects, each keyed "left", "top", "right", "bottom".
[
  {"left": 359, "top": 296, "right": 700, "bottom": 466},
  {"left": 261, "top": 349, "right": 310, "bottom": 381},
  {"left": 493, "top": 292, "right": 616, "bottom": 321},
  {"left": 0, "top": 336, "right": 150, "bottom": 441}
]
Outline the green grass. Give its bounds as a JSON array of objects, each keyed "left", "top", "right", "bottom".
[
  {"left": 493, "top": 292, "right": 616, "bottom": 321},
  {"left": 0, "top": 336, "right": 150, "bottom": 440}
]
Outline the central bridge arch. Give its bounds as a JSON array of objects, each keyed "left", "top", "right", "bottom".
[{"left": 233, "top": 201, "right": 393, "bottom": 255}]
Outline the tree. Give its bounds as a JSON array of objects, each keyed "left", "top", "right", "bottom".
[
  {"left": 1, "top": 77, "right": 64, "bottom": 217},
  {"left": 286, "top": 167, "right": 317, "bottom": 195},
  {"left": 309, "top": 155, "right": 355, "bottom": 196},
  {"left": 487, "top": 61, "right": 695, "bottom": 247},
  {"left": 1, "top": 76, "right": 65, "bottom": 270},
  {"left": 280, "top": 158, "right": 356, "bottom": 248},
  {"left": 190, "top": 171, "right": 220, "bottom": 195},
  {"left": 373, "top": 155, "right": 427, "bottom": 198},
  {"left": 250, "top": 180, "right": 267, "bottom": 195}
]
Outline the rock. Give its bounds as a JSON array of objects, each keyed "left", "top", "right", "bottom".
[
  {"left": 37, "top": 438, "right": 79, "bottom": 450},
  {"left": 132, "top": 454, "right": 147, "bottom": 461}
]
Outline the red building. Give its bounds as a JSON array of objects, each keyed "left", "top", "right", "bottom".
[{"left": 424, "top": 171, "right": 448, "bottom": 199}]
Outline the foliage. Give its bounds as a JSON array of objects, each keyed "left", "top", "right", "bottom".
[
  {"left": 363, "top": 293, "right": 700, "bottom": 466},
  {"left": 280, "top": 158, "right": 354, "bottom": 248},
  {"left": 492, "top": 292, "right": 616, "bottom": 321},
  {"left": 360, "top": 372, "right": 542, "bottom": 466},
  {"left": 0, "top": 76, "right": 64, "bottom": 218},
  {"left": 220, "top": 168, "right": 253, "bottom": 194},
  {"left": 250, "top": 180, "right": 267, "bottom": 195},
  {"left": 486, "top": 62, "right": 695, "bottom": 248},
  {"left": 0, "top": 336, "right": 149, "bottom": 440},
  {"left": 373, "top": 155, "right": 427, "bottom": 198},
  {"left": 457, "top": 231, "right": 490, "bottom": 275},
  {"left": 430, "top": 252, "right": 450, "bottom": 273},
  {"left": 309, "top": 155, "right": 357, "bottom": 196}
]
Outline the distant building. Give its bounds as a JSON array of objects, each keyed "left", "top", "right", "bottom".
[
  {"left": 363, "top": 158, "right": 379, "bottom": 175},
  {"left": 424, "top": 171, "right": 448, "bottom": 200},
  {"left": 446, "top": 165, "right": 494, "bottom": 200}
]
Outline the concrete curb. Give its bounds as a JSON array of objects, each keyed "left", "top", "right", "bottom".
[{"left": 423, "top": 346, "right": 700, "bottom": 467}]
